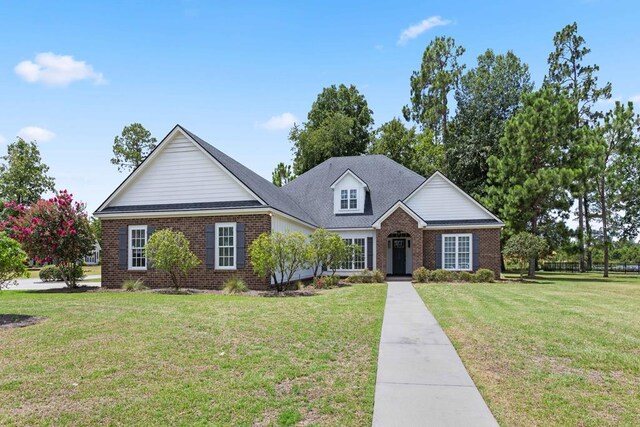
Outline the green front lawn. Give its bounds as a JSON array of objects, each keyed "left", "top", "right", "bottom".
[
  {"left": 415, "top": 272, "right": 640, "bottom": 426},
  {"left": 1, "top": 284, "right": 386, "bottom": 426}
]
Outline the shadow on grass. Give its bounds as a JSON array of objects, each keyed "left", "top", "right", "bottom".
[{"left": 24, "top": 286, "right": 98, "bottom": 294}]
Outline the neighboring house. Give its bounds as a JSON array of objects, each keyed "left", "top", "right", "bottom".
[
  {"left": 84, "top": 242, "right": 101, "bottom": 265},
  {"left": 94, "top": 125, "right": 503, "bottom": 290}
]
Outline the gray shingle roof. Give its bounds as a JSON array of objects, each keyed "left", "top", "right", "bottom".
[
  {"left": 281, "top": 155, "right": 426, "bottom": 228},
  {"left": 101, "top": 200, "right": 262, "bottom": 213},
  {"left": 180, "top": 126, "right": 318, "bottom": 226}
]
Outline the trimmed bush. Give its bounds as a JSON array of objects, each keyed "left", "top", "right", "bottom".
[
  {"left": 59, "top": 263, "right": 85, "bottom": 284},
  {"left": 475, "top": 268, "right": 496, "bottom": 283},
  {"left": 323, "top": 275, "right": 340, "bottom": 287},
  {"left": 295, "top": 280, "right": 305, "bottom": 290},
  {"left": 430, "top": 269, "right": 453, "bottom": 282},
  {"left": 122, "top": 278, "right": 148, "bottom": 291},
  {"left": 223, "top": 277, "right": 248, "bottom": 294},
  {"left": 458, "top": 271, "right": 474, "bottom": 282},
  {"left": 372, "top": 269, "right": 385, "bottom": 283},
  {"left": 39, "top": 265, "right": 62, "bottom": 282},
  {"left": 412, "top": 267, "right": 430, "bottom": 283}
]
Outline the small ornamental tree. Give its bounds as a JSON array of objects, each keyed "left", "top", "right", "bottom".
[
  {"left": 307, "top": 228, "right": 346, "bottom": 278},
  {"left": 249, "top": 231, "right": 309, "bottom": 292},
  {"left": 145, "top": 229, "right": 200, "bottom": 290},
  {"left": 0, "top": 232, "right": 28, "bottom": 290},
  {"left": 503, "top": 232, "right": 548, "bottom": 280},
  {"left": 1, "top": 190, "right": 94, "bottom": 288}
]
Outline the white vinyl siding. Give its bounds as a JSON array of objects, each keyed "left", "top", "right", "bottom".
[
  {"left": 215, "top": 223, "right": 236, "bottom": 269},
  {"left": 128, "top": 225, "right": 147, "bottom": 270},
  {"left": 110, "top": 135, "right": 257, "bottom": 206},
  {"left": 406, "top": 174, "right": 493, "bottom": 221},
  {"left": 442, "top": 234, "right": 472, "bottom": 271}
]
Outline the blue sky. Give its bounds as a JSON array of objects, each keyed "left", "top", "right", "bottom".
[{"left": 0, "top": 0, "right": 638, "bottom": 214}]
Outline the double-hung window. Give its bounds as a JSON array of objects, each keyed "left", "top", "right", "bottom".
[
  {"left": 341, "top": 237, "right": 366, "bottom": 270},
  {"left": 216, "top": 223, "right": 236, "bottom": 269},
  {"left": 442, "top": 234, "right": 472, "bottom": 271},
  {"left": 340, "top": 189, "right": 358, "bottom": 210},
  {"left": 128, "top": 225, "right": 148, "bottom": 270}
]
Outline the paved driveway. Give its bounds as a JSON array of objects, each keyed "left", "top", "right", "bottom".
[
  {"left": 373, "top": 281, "right": 497, "bottom": 426},
  {"left": 8, "top": 275, "right": 101, "bottom": 291}
]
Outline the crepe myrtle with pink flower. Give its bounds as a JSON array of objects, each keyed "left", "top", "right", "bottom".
[{"left": 1, "top": 190, "right": 94, "bottom": 287}]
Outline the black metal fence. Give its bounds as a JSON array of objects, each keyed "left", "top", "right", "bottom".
[{"left": 542, "top": 261, "right": 640, "bottom": 274}]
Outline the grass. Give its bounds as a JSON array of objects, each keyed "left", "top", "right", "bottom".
[
  {"left": 415, "top": 272, "right": 640, "bottom": 426},
  {"left": 26, "top": 265, "right": 101, "bottom": 279},
  {"left": 0, "top": 284, "right": 386, "bottom": 426}
]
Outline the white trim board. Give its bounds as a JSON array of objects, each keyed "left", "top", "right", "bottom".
[{"left": 372, "top": 201, "right": 427, "bottom": 229}]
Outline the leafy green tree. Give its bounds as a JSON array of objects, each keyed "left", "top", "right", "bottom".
[
  {"left": 0, "top": 232, "right": 28, "bottom": 290},
  {"left": 271, "top": 162, "right": 295, "bottom": 187},
  {"left": 448, "top": 49, "right": 533, "bottom": 197},
  {"left": 595, "top": 101, "right": 640, "bottom": 277},
  {"left": 145, "top": 228, "right": 200, "bottom": 290},
  {"left": 503, "top": 232, "right": 548, "bottom": 280},
  {"left": 369, "top": 119, "right": 443, "bottom": 177},
  {"left": 306, "top": 228, "right": 347, "bottom": 278},
  {"left": 111, "top": 123, "right": 158, "bottom": 173},
  {"left": 0, "top": 137, "right": 55, "bottom": 206},
  {"left": 546, "top": 22, "right": 612, "bottom": 271},
  {"left": 403, "top": 36, "right": 465, "bottom": 169},
  {"left": 291, "top": 84, "right": 373, "bottom": 175},
  {"left": 487, "top": 88, "right": 575, "bottom": 276},
  {"left": 249, "top": 231, "right": 310, "bottom": 292},
  {"left": 90, "top": 217, "right": 102, "bottom": 242}
]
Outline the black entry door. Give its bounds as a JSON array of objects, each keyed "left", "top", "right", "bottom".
[{"left": 392, "top": 239, "right": 406, "bottom": 275}]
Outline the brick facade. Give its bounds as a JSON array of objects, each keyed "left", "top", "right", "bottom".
[
  {"left": 102, "top": 214, "right": 271, "bottom": 290},
  {"left": 375, "top": 206, "right": 502, "bottom": 279},
  {"left": 423, "top": 228, "right": 502, "bottom": 279},
  {"left": 375, "top": 208, "right": 424, "bottom": 277}
]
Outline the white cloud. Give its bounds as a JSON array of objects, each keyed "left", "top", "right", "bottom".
[
  {"left": 259, "top": 112, "right": 298, "bottom": 131},
  {"left": 398, "top": 16, "right": 451, "bottom": 45},
  {"left": 0, "top": 135, "right": 6, "bottom": 145},
  {"left": 629, "top": 94, "right": 640, "bottom": 104},
  {"left": 14, "top": 52, "right": 106, "bottom": 86},
  {"left": 18, "top": 126, "right": 56, "bottom": 142}
]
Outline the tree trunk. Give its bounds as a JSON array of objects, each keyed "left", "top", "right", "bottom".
[
  {"left": 528, "top": 213, "right": 538, "bottom": 278},
  {"left": 600, "top": 184, "right": 609, "bottom": 278},
  {"left": 584, "top": 195, "right": 593, "bottom": 271},
  {"left": 578, "top": 197, "right": 585, "bottom": 272}
]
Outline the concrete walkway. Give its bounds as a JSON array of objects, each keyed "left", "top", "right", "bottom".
[{"left": 372, "top": 282, "right": 498, "bottom": 427}]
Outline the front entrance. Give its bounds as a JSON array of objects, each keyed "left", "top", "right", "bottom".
[{"left": 392, "top": 239, "right": 406, "bottom": 275}]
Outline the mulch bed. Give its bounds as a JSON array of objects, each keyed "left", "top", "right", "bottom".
[
  {"left": 146, "top": 288, "right": 317, "bottom": 297},
  {"left": 0, "top": 314, "right": 47, "bottom": 329}
]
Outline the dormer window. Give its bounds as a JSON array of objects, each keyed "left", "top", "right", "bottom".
[{"left": 341, "top": 189, "right": 358, "bottom": 210}]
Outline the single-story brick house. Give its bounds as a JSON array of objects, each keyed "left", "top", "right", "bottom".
[{"left": 94, "top": 125, "right": 503, "bottom": 289}]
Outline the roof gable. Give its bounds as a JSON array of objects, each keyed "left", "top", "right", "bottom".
[
  {"left": 330, "top": 169, "right": 369, "bottom": 190},
  {"left": 372, "top": 201, "right": 427, "bottom": 229},
  {"left": 97, "top": 126, "right": 261, "bottom": 211},
  {"left": 404, "top": 171, "right": 502, "bottom": 223}
]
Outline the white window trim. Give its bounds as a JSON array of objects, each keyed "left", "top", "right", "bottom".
[
  {"left": 340, "top": 237, "right": 366, "bottom": 271},
  {"left": 128, "top": 225, "right": 148, "bottom": 271},
  {"left": 339, "top": 188, "right": 359, "bottom": 212},
  {"left": 215, "top": 222, "right": 237, "bottom": 270},
  {"left": 442, "top": 233, "right": 472, "bottom": 271}
]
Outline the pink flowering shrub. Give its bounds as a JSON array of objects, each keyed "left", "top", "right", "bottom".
[{"left": 1, "top": 190, "right": 94, "bottom": 287}]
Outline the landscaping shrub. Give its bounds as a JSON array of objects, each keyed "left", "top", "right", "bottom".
[
  {"left": 0, "top": 232, "right": 28, "bottom": 289},
  {"left": 39, "top": 265, "right": 62, "bottom": 282},
  {"left": 372, "top": 269, "right": 385, "bottom": 283},
  {"left": 58, "top": 263, "right": 85, "bottom": 284},
  {"left": 475, "top": 268, "right": 496, "bottom": 283},
  {"left": 346, "top": 270, "right": 374, "bottom": 283},
  {"left": 430, "top": 269, "right": 453, "bottom": 282},
  {"left": 145, "top": 229, "right": 200, "bottom": 290},
  {"left": 223, "top": 277, "right": 248, "bottom": 294},
  {"left": 121, "top": 278, "right": 148, "bottom": 291},
  {"left": 458, "top": 271, "right": 474, "bottom": 282},
  {"left": 412, "top": 266, "right": 430, "bottom": 283},
  {"left": 295, "top": 280, "right": 305, "bottom": 290},
  {"left": 313, "top": 275, "right": 340, "bottom": 289}
]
